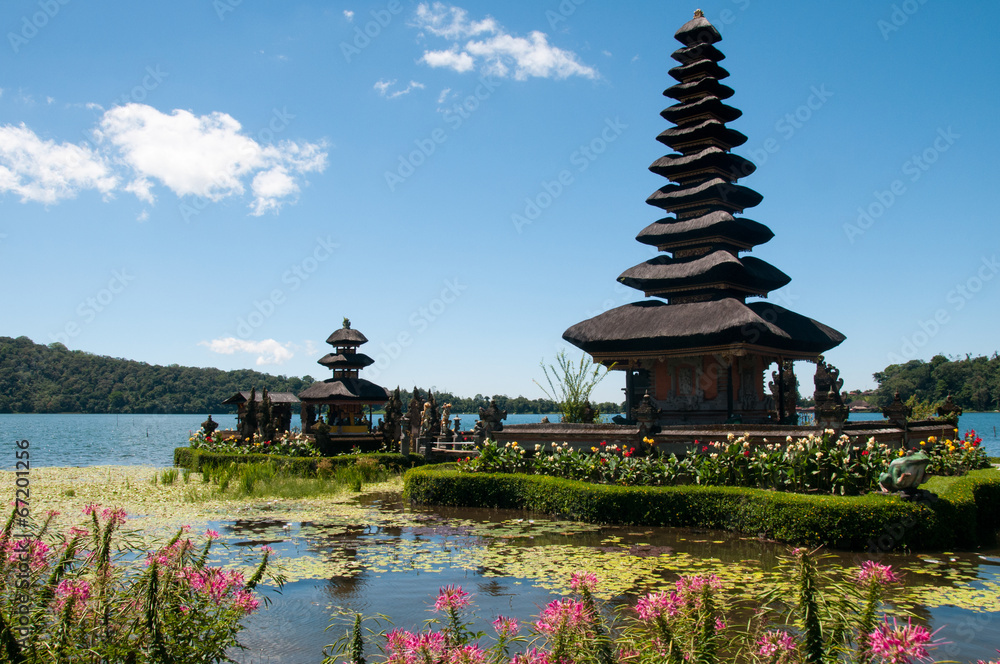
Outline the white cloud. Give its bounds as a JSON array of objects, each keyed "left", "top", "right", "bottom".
[
  {"left": 373, "top": 79, "right": 426, "bottom": 99},
  {"left": 413, "top": 2, "right": 498, "bottom": 39},
  {"left": 0, "top": 123, "right": 118, "bottom": 204},
  {"left": 136, "top": 209, "right": 149, "bottom": 222},
  {"left": 421, "top": 48, "right": 475, "bottom": 73},
  {"left": 96, "top": 103, "right": 327, "bottom": 215},
  {"left": 437, "top": 87, "right": 452, "bottom": 104},
  {"left": 1, "top": 104, "right": 327, "bottom": 215},
  {"left": 413, "top": 3, "right": 596, "bottom": 80},
  {"left": 200, "top": 337, "right": 294, "bottom": 365},
  {"left": 343, "top": 9, "right": 354, "bottom": 21}
]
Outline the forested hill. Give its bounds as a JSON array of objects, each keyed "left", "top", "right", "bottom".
[
  {"left": 872, "top": 353, "right": 1000, "bottom": 411},
  {"left": 0, "top": 336, "right": 314, "bottom": 414}
]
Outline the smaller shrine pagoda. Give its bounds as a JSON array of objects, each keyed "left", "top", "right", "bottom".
[{"left": 298, "top": 318, "right": 389, "bottom": 434}]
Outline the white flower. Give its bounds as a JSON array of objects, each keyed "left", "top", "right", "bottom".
[
  {"left": 824, "top": 428, "right": 835, "bottom": 436},
  {"left": 786, "top": 436, "right": 793, "bottom": 443},
  {"left": 727, "top": 433, "right": 735, "bottom": 442}
]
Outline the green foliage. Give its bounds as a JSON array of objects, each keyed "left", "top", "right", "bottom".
[
  {"left": 0, "top": 335, "right": 314, "bottom": 413},
  {"left": 174, "top": 447, "right": 422, "bottom": 475},
  {"left": 534, "top": 350, "right": 612, "bottom": 423},
  {"left": 0, "top": 507, "right": 281, "bottom": 662},
  {"left": 404, "top": 465, "right": 1000, "bottom": 551},
  {"left": 872, "top": 352, "right": 1000, "bottom": 411}
]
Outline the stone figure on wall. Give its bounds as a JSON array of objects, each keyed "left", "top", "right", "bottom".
[
  {"left": 813, "top": 355, "right": 848, "bottom": 426},
  {"left": 476, "top": 398, "right": 507, "bottom": 441},
  {"left": 769, "top": 359, "right": 798, "bottom": 424},
  {"left": 580, "top": 401, "right": 596, "bottom": 424},
  {"left": 427, "top": 391, "right": 441, "bottom": 439},
  {"left": 407, "top": 386, "right": 424, "bottom": 442},
  {"left": 419, "top": 402, "right": 433, "bottom": 438},
  {"left": 440, "top": 403, "right": 452, "bottom": 436},
  {"left": 383, "top": 387, "right": 402, "bottom": 448},
  {"left": 201, "top": 415, "right": 218, "bottom": 436}
]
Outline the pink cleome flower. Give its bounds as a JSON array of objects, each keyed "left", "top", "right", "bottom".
[
  {"left": 757, "top": 630, "right": 796, "bottom": 657},
  {"left": 536, "top": 598, "right": 590, "bottom": 635},
  {"left": 434, "top": 585, "right": 472, "bottom": 612},
  {"left": 570, "top": 572, "right": 598, "bottom": 593},
  {"left": 449, "top": 644, "right": 488, "bottom": 664},
  {"left": 636, "top": 591, "right": 682, "bottom": 622},
  {"left": 493, "top": 615, "right": 519, "bottom": 638},
  {"left": 858, "top": 561, "right": 901, "bottom": 587},
  {"left": 54, "top": 578, "right": 91, "bottom": 614},
  {"left": 868, "top": 617, "right": 940, "bottom": 664}
]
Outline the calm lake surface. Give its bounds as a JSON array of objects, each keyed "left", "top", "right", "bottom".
[
  {"left": 1, "top": 411, "right": 998, "bottom": 470},
  {"left": 2, "top": 412, "right": 999, "bottom": 663}
]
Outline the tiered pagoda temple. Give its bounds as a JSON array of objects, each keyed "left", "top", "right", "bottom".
[
  {"left": 564, "top": 10, "right": 844, "bottom": 425},
  {"left": 299, "top": 319, "right": 389, "bottom": 434}
]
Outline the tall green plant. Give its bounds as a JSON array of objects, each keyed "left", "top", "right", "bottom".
[{"left": 535, "top": 350, "right": 612, "bottom": 423}]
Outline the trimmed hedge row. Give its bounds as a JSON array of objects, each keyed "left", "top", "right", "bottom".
[
  {"left": 402, "top": 465, "right": 1000, "bottom": 551},
  {"left": 173, "top": 447, "right": 424, "bottom": 475}
]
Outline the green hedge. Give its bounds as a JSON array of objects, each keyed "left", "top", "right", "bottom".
[
  {"left": 173, "top": 447, "right": 424, "bottom": 475},
  {"left": 403, "top": 466, "right": 1000, "bottom": 551}
]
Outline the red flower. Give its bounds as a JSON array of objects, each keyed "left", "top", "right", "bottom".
[
  {"left": 862, "top": 450, "right": 870, "bottom": 456},
  {"left": 702, "top": 445, "right": 708, "bottom": 452},
  {"left": 600, "top": 441, "right": 606, "bottom": 447},
  {"left": 743, "top": 450, "right": 750, "bottom": 457}
]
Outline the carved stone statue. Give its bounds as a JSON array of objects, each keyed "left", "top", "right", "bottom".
[
  {"left": 813, "top": 356, "right": 848, "bottom": 427},
  {"left": 631, "top": 391, "right": 661, "bottom": 437},
  {"left": 440, "top": 403, "right": 452, "bottom": 439},
  {"left": 383, "top": 387, "right": 403, "bottom": 448},
  {"left": 476, "top": 398, "right": 507, "bottom": 441},
  {"left": 201, "top": 415, "right": 218, "bottom": 436},
  {"left": 419, "top": 402, "right": 433, "bottom": 438},
  {"left": 879, "top": 450, "right": 931, "bottom": 496},
  {"left": 240, "top": 387, "right": 258, "bottom": 441},
  {"left": 882, "top": 391, "right": 912, "bottom": 427},
  {"left": 768, "top": 359, "right": 798, "bottom": 424},
  {"left": 936, "top": 395, "right": 962, "bottom": 422},
  {"left": 407, "top": 386, "right": 424, "bottom": 443},
  {"left": 580, "top": 401, "right": 596, "bottom": 424},
  {"left": 427, "top": 391, "right": 441, "bottom": 439}
]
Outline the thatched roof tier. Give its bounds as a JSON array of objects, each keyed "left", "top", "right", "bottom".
[
  {"left": 664, "top": 78, "right": 734, "bottom": 102},
  {"left": 222, "top": 391, "right": 300, "bottom": 405},
  {"left": 674, "top": 12, "right": 722, "bottom": 46},
  {"left": 326, "top": 327, "right": 368, "bottom": 345},
  {"left": 563, "top": 299, "right": 844, "bottom": 361},
  {"left": 618, "top": 251, "right": 790, "bottom": 299},
  {"left": 671, "top": 42, "right": 725, "bottom": 65},
  {"left": 646, "top": 178, "right": 763, "bottom": 216},
  {"left": 669, "top": 59, "right": 729, "bottom": 83},
  {"left": 657, "top": 119, "right": 747, "bottom": 151},
  {"left": 318, "top": 352, "right": 375, "bottom": 369},
  {"left": 299, "top": 378, "right": 390, "bottom": 404},
  {"left": 636, "top": 212, "right": 774, "bottom": 250},
  {"left": 649, "top": 146, "right": 754, "bottom": 182},
  {"left": 661, "top": 96, "right": 741, "bottom": 125}
]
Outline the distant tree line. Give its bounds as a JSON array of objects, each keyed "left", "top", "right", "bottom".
[
  {"left": 0, "top": 336, "right": 625, "bottom": 415},
  {"left": 0, "top": 336, "right": 314, "bottom": 414},
  {"left": 384, "top": 387, "right": 623, "bottom": 416},
  {"left": 871, "top": 353, "right": 1000, "bottom": 411}
]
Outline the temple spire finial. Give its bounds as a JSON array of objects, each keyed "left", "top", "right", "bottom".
[{"left": 694, "top": 9, "right": 704, "bottom": 18}]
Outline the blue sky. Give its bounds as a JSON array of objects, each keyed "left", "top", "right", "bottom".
[{"left": 1, "top": 0, "right": 997, "bottom": 405}]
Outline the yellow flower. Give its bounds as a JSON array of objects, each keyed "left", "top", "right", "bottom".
[
  {"left": 927, "top": 436, "right": 937, "bottom": 444},
  {"left": 919, "top": 441, "right": 926, "bottom": 446},
  {"left": 898, "top": 449, "right": 905, "bottom": 457}
]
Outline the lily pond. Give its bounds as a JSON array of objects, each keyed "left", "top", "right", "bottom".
[{"left": 12, "top": 465, "right": 999, "bottom": 664}]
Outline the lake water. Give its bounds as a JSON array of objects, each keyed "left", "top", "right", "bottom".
[
  {"left": 1, "top": 411, "right": 997, "bottom": 471},
  {"left": 2, "top": 411, "right": 999, "bottom": 663}
]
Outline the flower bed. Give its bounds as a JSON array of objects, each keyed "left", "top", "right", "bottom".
[
  {"left": 458, "top": 430, "right": 990, "bottom": 496},
  {"left": 188, "top": 428, "right": 323, "bottom": 457}
]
